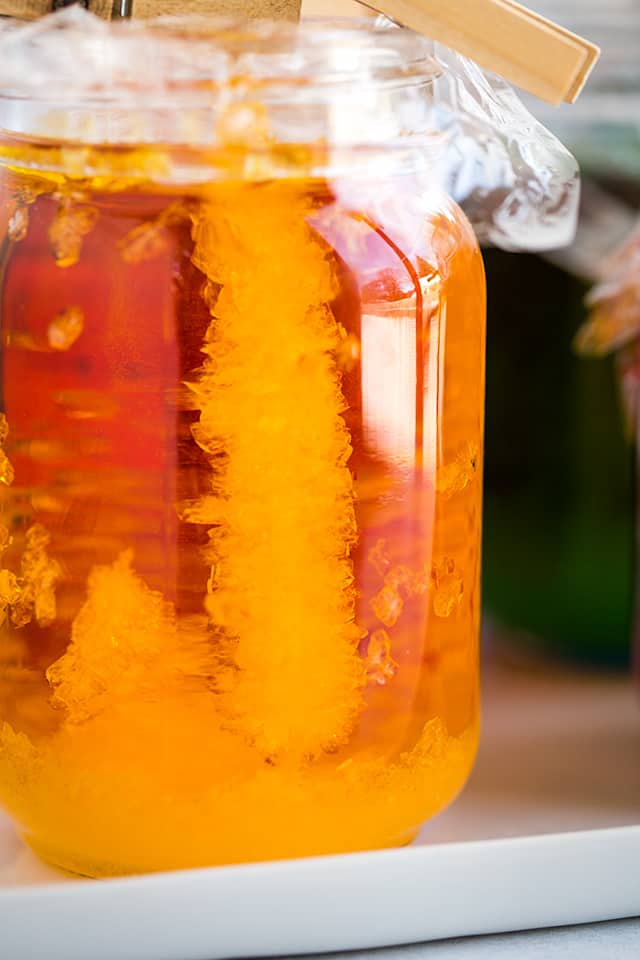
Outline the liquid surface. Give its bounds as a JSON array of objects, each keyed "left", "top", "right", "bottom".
[{"left": 0, "top": 147, "right": 485, "bottom": 875}]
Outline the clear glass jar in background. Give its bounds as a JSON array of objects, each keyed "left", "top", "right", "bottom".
[{"left": 0, "top": 10, "right": 576, "bottom": 876}]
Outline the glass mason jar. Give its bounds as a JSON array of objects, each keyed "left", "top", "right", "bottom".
[{"left": 0, "top": 13, "right": 483, "bottom": 876}]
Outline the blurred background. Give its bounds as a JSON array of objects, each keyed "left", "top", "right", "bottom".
[{"left": 484, "top": 0, "right": 640, "bottom": 669}]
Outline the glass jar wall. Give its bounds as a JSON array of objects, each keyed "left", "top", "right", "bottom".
[{"left": 0, "top": 15, "right": 485, "bottom": 876}]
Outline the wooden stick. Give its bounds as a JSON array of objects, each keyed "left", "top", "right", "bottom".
[
  {"left": 0, "top": 0, "right": 50, "bottom": 18},
  {"left": 367, "top": 0, "right": 599, "bottom": 104},
  {"left": 131, "top": 0, "right": 301, "bottom": 18},
  {"left": 0, "top": 0, "right": 302, "bottom": 20}
]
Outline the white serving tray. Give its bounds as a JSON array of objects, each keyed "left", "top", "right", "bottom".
[{"left": 1, "top": 649, "right": 639, "bottom": 960}]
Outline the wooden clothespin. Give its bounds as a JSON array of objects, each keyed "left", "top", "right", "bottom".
[{"left": 366, "top": 0, "right": 599, "bottom": 104}]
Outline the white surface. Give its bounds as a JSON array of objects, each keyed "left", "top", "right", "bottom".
[
  {"left": 0, "top": 652, "right": 639, "bottom": 960},
  {"left": 302, "top": 919, "right": 640, "bottom": 959},
  {"left": 1, "top": 825, "right": 640, "bottom": 960}
]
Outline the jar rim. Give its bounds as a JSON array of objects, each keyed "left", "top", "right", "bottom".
[
  {"left": 0, "top": 8, "right": 439, "bottom": 107},
  {"left": 0, "top": 7, "right": 582, "bottom": 255}
]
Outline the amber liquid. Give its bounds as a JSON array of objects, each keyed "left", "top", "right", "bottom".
[{"left": 0, "top": 151, "right": 485, "bottom": 875}]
